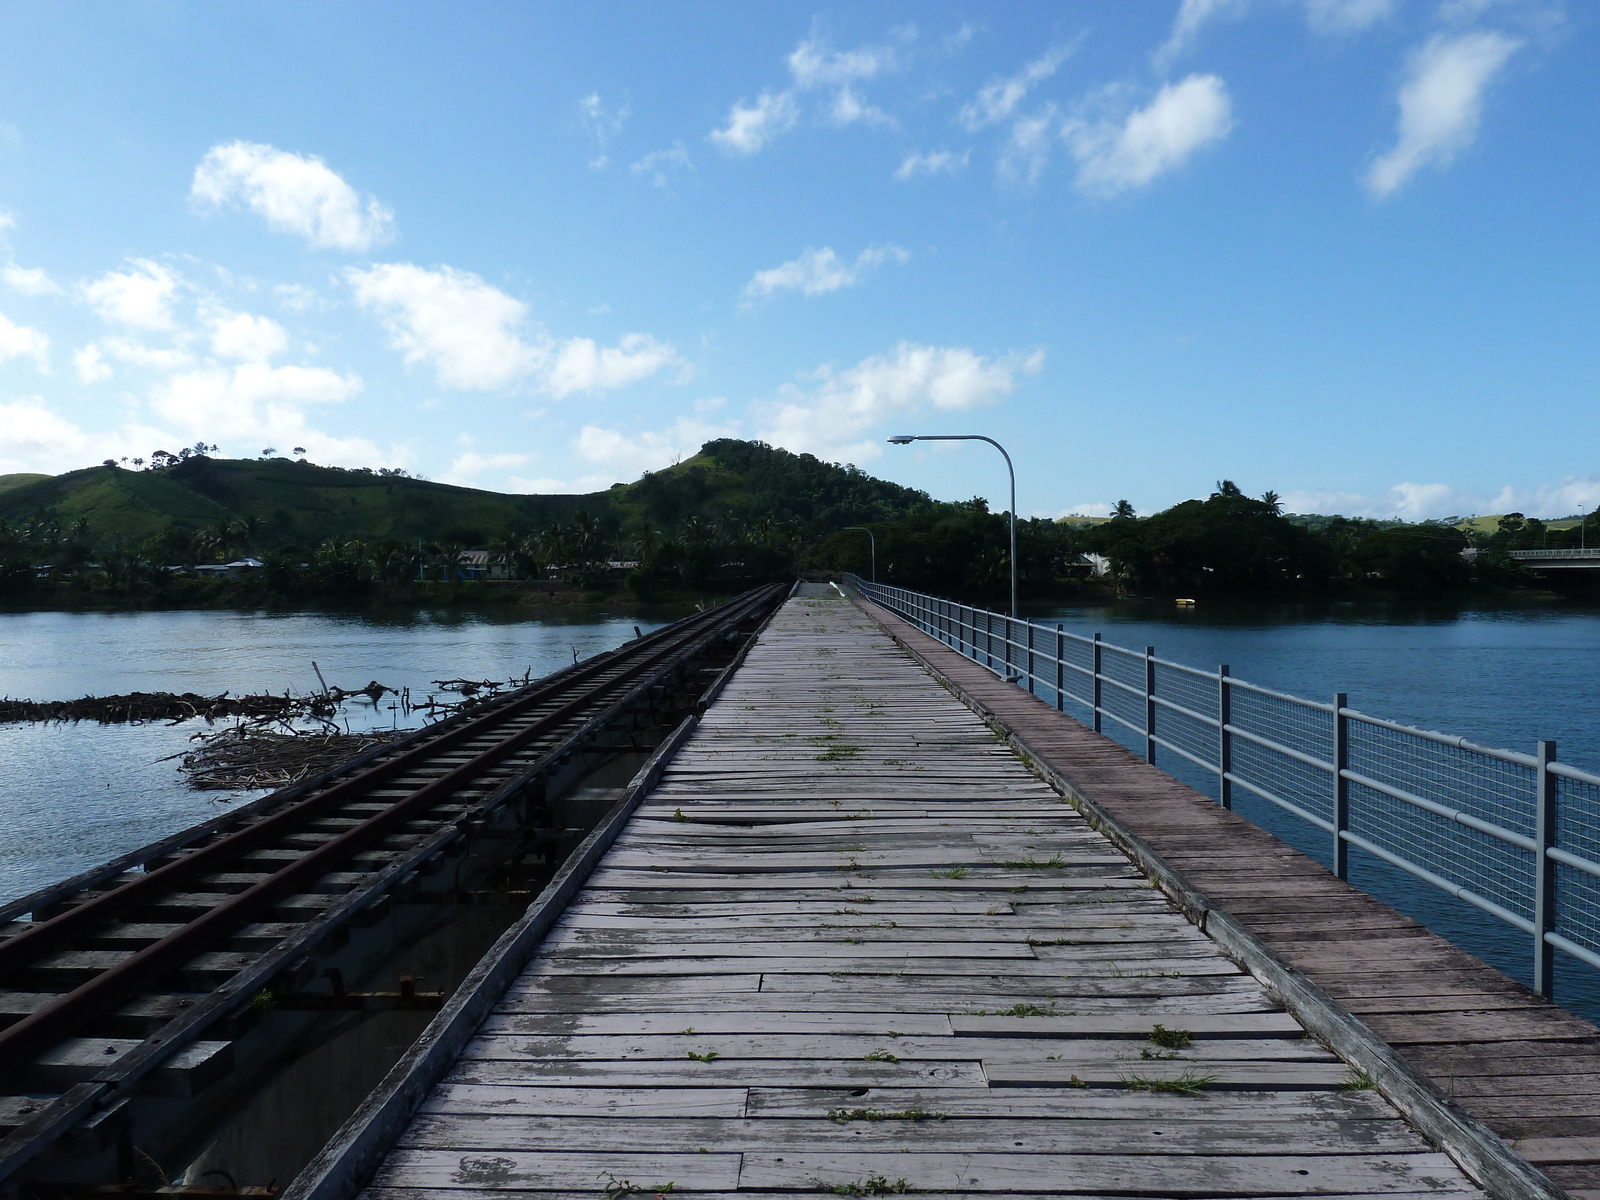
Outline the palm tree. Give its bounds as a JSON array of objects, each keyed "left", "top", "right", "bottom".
[
  {"left": 1262, "top": 490, "right": 1283, "bottom": 515},
  {"left": 233, "top": 514, "right": 263, "bottom": 555},
  {"left": 1112, "top": 500, "right": 1136, "bottom": 521}
]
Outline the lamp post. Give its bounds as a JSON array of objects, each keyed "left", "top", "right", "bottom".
[
  {"left": 843, "top": 526, "right": 876, "bottom": 582},
  {"left": 888, "top": 433, "right": 1017, "bottom": 619}
]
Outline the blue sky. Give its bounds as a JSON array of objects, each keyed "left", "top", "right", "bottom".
[{"left": 0, "top": 0, "right": 1593, "bottom": 520}]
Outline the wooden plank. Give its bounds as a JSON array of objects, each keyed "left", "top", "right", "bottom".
[
  {"left": 450, "top": 1060, "right": 989, "bottom": 1088},
  {"left": 734, "top": 1150, "right": 1469, "bottom": 1194},
  {"left": 370, "top": 1150, "right": 740, "bottom": 1191},
  {"left": 398, "top": 1114, "right": 1432, "bottom": 1156},
  {"left": 949, "top": 1012, "right": 1305, "bottom": 1038},
  {"left": 458, "top": 1032, "right": 1333, "bottom": 1065},
  {"left": 743, "top": 1085, "right": 1400, "bottom": 1121},
  {"left": 417, "top": 1086, "right": 749, "bottom": 1118}
]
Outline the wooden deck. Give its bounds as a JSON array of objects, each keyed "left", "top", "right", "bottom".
[
  {"left": 361, "top": 593, "right": 1484, "bottom": 1199},
  {"left": 854, "top": 591, "right": 1600, "bottom": 1200}
]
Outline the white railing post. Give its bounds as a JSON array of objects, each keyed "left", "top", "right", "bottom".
[
  {"left": 1092, "top": 633, "right": 1103, "bottom": 734},
  {"left": 1055, "top": 626, "right": 1065, "bottom": 712},
  {"left": 1333, "top": 693, "right": 1350, "bottom": 880},
  {"left": 1218, "top": 665, "right": 1232, "bottom": 810},
  {"left": 1535, "top": 740, "right": 1558, "bottom": 998},
  {"left": 1144, "top": 646, "right": 1157, "bottom": 764},
  {"left": 1025, "top": 621, "right": 1035, "bottom": 694}
]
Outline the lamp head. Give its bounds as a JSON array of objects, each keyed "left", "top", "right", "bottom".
[{"left": 887, "top": 435, "right": 915, "bottom": 445}]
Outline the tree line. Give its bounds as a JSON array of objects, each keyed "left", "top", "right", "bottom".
[{"left": 4, "top": 470, "right": 1589, "bottom": 605}]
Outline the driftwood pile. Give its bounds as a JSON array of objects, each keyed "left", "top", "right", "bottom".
[
  {"left": 0, "top": 682, "right": 394, "bottom": 726},
  {"left": 6, "top": 671, "right": 544, "bottom": 793},
  {"left": 176, "top": 725, "right": 407, "bottom": 790}
]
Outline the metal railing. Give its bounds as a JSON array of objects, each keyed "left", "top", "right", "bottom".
[{"left": 848, "top": 575, "right": 1600, "bottom": 997}]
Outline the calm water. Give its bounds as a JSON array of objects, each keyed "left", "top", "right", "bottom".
[
  {"left": 4, "top": 596, "right": 1600, "bottom": 1016},
  {"left": 1025, "top": 595, "right": 1600, "bottom": 1018},
  {"left": 0, "top": 606, "right": 685, "bottom": 904}
]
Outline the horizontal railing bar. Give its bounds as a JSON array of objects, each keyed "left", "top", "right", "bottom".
[
  {"left": 1545, "top": 845, "right": 1600, "bottom": 882},
  {"left": 1152, "top": 735, "right": 1223, "bottom": 777},
  {"left": 1224, "top": 773, "right": 1337, "bottom": 833},
  {"left": 1338, "top": 768, "right": 1536, "bottom": 852},
  {"left": 1152, "top": 657, "right": 1221, "bottom": 681},
  {"left": 1339, "top": 708, "right": 1541, "bottom": 769},
  {"left": 1100, "top": 641, "right": 1148, "bottom": 661},
  {"left": 1151, "top": 693, "right": 1222, "bottom": 729},
  {"left": 1545, "top": 931, "right": 1600, "bottom": 974},
  {"left": 1338, "top": 829, "right": 1536, "bottom": 934},
  {"left": 1100, "top": 674, "right": 1145, "bottom": 700},
  {"left": 1225, "top": 676, "right": 1337, "bottom": 712},
  {"left": 1550, "top": 761, "right": 1600, "bottom": 788},
  {"left": 1099, "top": 707, "right": 1147, "bottom": 739},
  {"left": 1224, "top": 723, "right": 1338, "bottom": 774}
]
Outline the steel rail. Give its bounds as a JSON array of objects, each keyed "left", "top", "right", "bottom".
[{"left": 0, "top": 584, "right": 783, "bottom": 1082}]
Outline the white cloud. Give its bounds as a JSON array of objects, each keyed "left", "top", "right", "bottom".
[
  {"left": 1065, "top": 75, "right": 1234, "bottom": 197},
  {"left": 1153, "top": 0, "right": 1249, "bottom": 71},
  {"left": 0, "top": 312, "right": 49, "bottom": 371},
  {"left": 347, "top": 262, "right": 538, "bottom": 391},
  {"left": 544, "top": 334, "right": 681, "bottom": 399},
  {"left": 274, "top": 283, "right": 325, "bottom": 312},
  {"left": 630, "top": 143, "right": 692, "bottom": 188},
  {"left": 4, "top": 264, "right": 60, "bottom": 296},
  {"left": 895, "top": 149, "right": 969, "bottom": 180},
  {"left": 144, "top": 361, "right": 389, "bottom": 469},
  {"left": 347, "top": 262, "right": 680, "bottom": 397},
  {"left": 191, "top": 140, "right": 396, "bottom": 252},
  {"left": 82, "top": 259, "right": 180, "bottom": 331},
  {"left": 1283, "top": 476, "right": 1600, "bottom": 521},
  {"left": 752, "top": 341, "right": 1043, "bottom": 462},
  {"left": 445, "top": 449, "right": 531, "bottom": 484},
  {"left": 744, "top": 245, "right": 910, "bottom": 303},
  {"left": 95, "top": 337, "right": 197, "bottom": 374},
  {"left": 0, "top": 398, "right": 159, "bottom": 474},
  {"left": 999, "top": 105, "right": 1061, "bottom": 187},
  {"left": 206, "top": 309, "right": 288, "bottom": 362},
  {"left": 959, "top": 44, "right": 1077, "bottom": 131},
  {"left": 580, "top": 92, "right": 629, "bottom": 155},
  {"left": 786, "top": 35, "right": 895, "bottom": 89},
  {"left": 1365, "top": 31, "right": 1520, "bottom": 198},
  {"left": 1302, "top": 0, "right": 1396, "bottom": 34},
  {"left": 74, "top": 344, "right": 112, "bottom": 384},
  {"left": 828, "top": 86, "right": 895, "bottom": 128},
  {"left": 512, "top": 415, "right": 738, "bottom": 493},
  {"left": 710, "top": 90, "right": 800, "bottom": 155}
]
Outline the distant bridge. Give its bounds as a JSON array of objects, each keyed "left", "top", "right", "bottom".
[{"left": 1508, "top": 548, "right": 1600, "bottom": 569}]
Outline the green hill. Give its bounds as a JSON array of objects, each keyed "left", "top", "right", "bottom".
[
  {"left": 0, "top": 440, "right": 939, "bottom": 548},
  {"left": 0, "top": 473, "right": 51, "bottom": 493}
]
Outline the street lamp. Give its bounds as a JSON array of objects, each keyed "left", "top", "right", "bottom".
[
  {"left": 843, "top": 526, "right": 876, "bottom": 582},
  {"left": 888, "top": 433, "right": 1017, "bottom": 618}
]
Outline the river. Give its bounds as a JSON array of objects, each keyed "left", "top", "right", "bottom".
[{"left": 3, "top": 594, "right": 1599, "bottom": 1016}]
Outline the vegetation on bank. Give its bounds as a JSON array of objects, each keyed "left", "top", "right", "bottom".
[{"left": 0, "top": 440, "right": 1591, "bottom": 608}]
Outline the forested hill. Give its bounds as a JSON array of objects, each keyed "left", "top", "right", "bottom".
[{"left": 0, "top": 439, "right": 937, "bottom": 548}]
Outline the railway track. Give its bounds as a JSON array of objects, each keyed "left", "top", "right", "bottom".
[{"left": 0, "top": 583, "right": 786, "bottom": 1193}]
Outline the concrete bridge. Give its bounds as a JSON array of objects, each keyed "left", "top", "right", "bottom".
[{"left": 286, "top": 583, "right": 1600, "bottom": 1200}]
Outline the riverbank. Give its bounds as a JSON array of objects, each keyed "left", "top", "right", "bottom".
[{"left": 0, "top": 576, "right": 731, "bottom": 614}]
